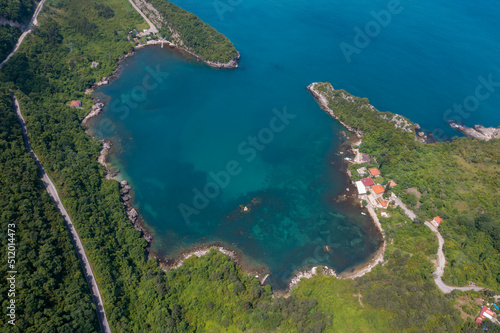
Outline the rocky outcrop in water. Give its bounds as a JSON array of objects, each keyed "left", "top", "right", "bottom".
[
  {"left": 82, "top": 99, "right": 104, "bottom": 124},
  {"left": 450, "top": 123, "right": 500, "bottom": 141}
]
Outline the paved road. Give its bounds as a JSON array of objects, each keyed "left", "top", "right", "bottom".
[
  {"left": 0, "top": 0, "right": 47, "bottom": 69},
  {"left": 425, "top": 222, "right": 483, "bottom": 294},
  {"left": 128, "top": 0, "right": 159, "bottom": 34},
  {"left": 391, "top": 193, "right": 416, "bottom": 220},
  {"left": 13, "top": 96, "right": 111, "bottom": 333}
]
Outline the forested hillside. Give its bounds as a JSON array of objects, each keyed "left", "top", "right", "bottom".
[
  {"left": 148, "top": 0, "right": 238, "bottom": 63},
  {"left": 0, "top": 0, "right": 35, "bottom": 22},
  {"left": 0, "top": 25, "right": 21, "bottom": 62},
  {"left": 0, "top": 90, "right": 99, "bottom": 331}
]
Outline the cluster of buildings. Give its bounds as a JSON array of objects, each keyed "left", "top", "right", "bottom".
[{"left": 354, "top": 164, "right": 397, "bottom": 210}]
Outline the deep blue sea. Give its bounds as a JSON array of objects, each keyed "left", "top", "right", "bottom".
[{"left": 90, "top": 0, "right": 500, "bottom": 289}]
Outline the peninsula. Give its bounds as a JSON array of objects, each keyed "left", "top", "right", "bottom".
[
  {"left": 129, "top": 0, "right": 240, "bottom": 68},
  {"left": 307, "top": 82, "right": 500, "bottom": 293}
]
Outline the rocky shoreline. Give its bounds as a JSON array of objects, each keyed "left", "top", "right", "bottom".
[
  {"left": 119, "top": 179, "right": 153, "bottom": 243},
  {"left": 164, "top": 245, "right": 270, "bottom": 285},
  {"left": 307, "top": 83, "right": 362, "bottom": 138},
  {"left": 135, "top": 39, "right": 241, "bottom": 69},
  {"left": 81, "top": 35, "right": 240, "bottom": 252}
]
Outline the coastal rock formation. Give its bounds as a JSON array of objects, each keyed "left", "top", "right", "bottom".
[
  {"left": 205, "top": 52, "right": 241, "bottom": 69},
  {"left": 379, "top": 114, "right": 413, "bottom": 134},
  {"left": 118, "top": 180, "right": 153, "bottom": 243},
  {"left": 172, "top": 246, "right": 237, "bottom": 269},
  {"left": 288, "top": 266, "right": 337, "bottom": 292},
  {"left": 307, "top": 83, "right": 362, "bottom": 138},
  {"left": 82, "top": 99, "right": 104, "bottom": 124},
  {"left": 450, "top": 123, "right": 500, "bottom": 141}
]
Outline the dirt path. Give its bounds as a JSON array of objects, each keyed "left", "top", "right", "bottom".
[
  {"left": 13, "top": 96, "right": 111, "bottom": 333},
  {"left": 128, "top": 0, "right": 159, "bottom": 34},
  {"left": 0, "top": 0, "right": 47, "bottom": 69},
  {"left": 424, "top": 222, "right": 483, "bottom": 293},
  {"left": 391, "top": 193, "right": 416, "bottom": 220}
]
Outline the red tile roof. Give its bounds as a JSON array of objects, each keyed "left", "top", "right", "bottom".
[
  {"left": 372, "top": 184, "right": 385, "bottom": 195},
  {"left": 433, "top": 216, "right": 443, "bottom": 225},
  {"left": 70, "top": 100, "right": 82, "bottom": 107},
  {"left": 361, "top": 177, "right": 375, "bottom": 187},
  {"left": 388, "top": 180, "right": 397, "bottom": 188},
  {"left": 369, "top": 168, "right": 381, "bottom": 176},
  {"left": 381, "top": 201, "right": 387, "bottom": 207}
]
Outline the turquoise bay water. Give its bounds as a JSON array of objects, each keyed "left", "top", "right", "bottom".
[{"left": 90, "top": 0, "right": 500, "bottom": 289}]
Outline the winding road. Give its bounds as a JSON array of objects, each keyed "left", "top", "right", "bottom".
[
  {"left": 0, "top": 0, "right": 47, "bottom": 69},
  {"left": 12, "top": 96, "right": 111, "bottom": 333},
  {"left": 389, "top": 194, "right": 482, "bottom": 293},
  {"left": 128, "top": 0, "right": 159, "bottom": 34},
  {"left": 424, "top": 221, "right": 483, "bottom": 293},
  {"left": 391, "top": 193, "right": 416, "bottom": 221}
]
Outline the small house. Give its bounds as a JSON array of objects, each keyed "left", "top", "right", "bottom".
[
  {"left": 369, "top": 168, "right": 381, "bottom": 177},
  {"left": 372, "top": 184, "right": 385, "bottom": 195},
  {"left": 70, "top": 100, "right": 82, "bottom": 108},
  {"left": 388, "top": 180, "right": 397, "bottom": 188},
  {"left": 361, "top": 177, "right": 375, "bottom": 187},
  {"left": 432, "top": 216, "right": 443, "bottom": 228},
  {"left": 355, "top": 181, "right": 366, "bottom": 195}
]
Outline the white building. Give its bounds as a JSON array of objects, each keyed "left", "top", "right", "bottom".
[{"left": 355, "top": 181, "right": 367, "bottom": 195}]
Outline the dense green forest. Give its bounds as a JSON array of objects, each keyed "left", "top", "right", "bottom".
[
  {"left": 0, "top": 25, "right": 21, "bottom": 62},
  {"left": 148, "top": 0, "right": 238, "bottom": 63},
  {"left": 312, "top": 82, "right": 500, "bottom": 291},
  {"left": 0, "top": 90, "right": 99, "bottom": 331},
  {"left": 0, "top": 0, "right": 35, "bottom": 22}
]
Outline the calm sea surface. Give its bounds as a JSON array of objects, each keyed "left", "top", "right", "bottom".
[{"left": 90, "top": 0, "right": 500, "bottom": 289}]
